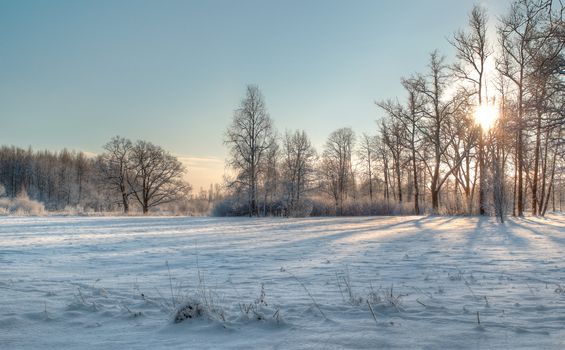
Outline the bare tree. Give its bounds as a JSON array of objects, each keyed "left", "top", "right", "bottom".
[
  {"left": 530, "top": 19, "right": 564, "bottom": 215},
  {"left": 497, "top": 0, "right": 563, "bottom": 216},
  {"left": 357, "top": 133, "right": 376, "bottom": 208},
  {"left": 443, "top": 94, "right": 479, "bottom": 213},
  {"left": 224, "top": 85, "right": 276, "bottom": 217},
  {"left": 373, "top": 135, "right": 392, "bottom": 210},
  {"left": 262, "top": 137, "right": 281, "bottom": 216},
  {"left": 98, "top": 136, "right": 132, "bottom": 213},
  {"left": 414, "top": 51, "right": 471, "bottom": 213},
  {"left": 321, "top": 128, "right": 355, "bottom": 215},
  {"left": 377, "top": 77, "right": 425, "bottom": 214},
  {"left": 281, "top": 130, "right": 317, "bottom": 216},
  {"left": 127, "top": 140, "right": 190, "bottom": 214},
  {"left": 380, "top": 118, "right": 405, "bottom": 204},
  {"left": 450, "top": 4, "right": 492, "bottom": 215}
]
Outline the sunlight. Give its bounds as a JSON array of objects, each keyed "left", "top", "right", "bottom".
[{"left": 474, "top": 103, "right": 498, "bottom": 130}]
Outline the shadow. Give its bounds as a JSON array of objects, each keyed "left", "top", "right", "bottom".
[
  {"left": 506, "top": 218, "right": 565, "bottom": 247},
  {"left": 263, "top": 216, "right": 429, "bottom": 252}
]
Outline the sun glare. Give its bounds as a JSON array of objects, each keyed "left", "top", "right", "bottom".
[{"left": 474, "top": 104, "right": 498, "bottom": 130}]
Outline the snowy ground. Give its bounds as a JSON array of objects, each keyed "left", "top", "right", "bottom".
[{"left": 1, "top": 215, "right": 565, "bottom": 349}]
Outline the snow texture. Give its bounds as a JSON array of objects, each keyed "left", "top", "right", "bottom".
[{"left": 1, "top": 215, "right": 565, "bottom": 349}]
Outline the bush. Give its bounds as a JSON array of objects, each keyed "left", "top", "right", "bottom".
[
  {"left": 309, "top": 197, "right": 414, "bottom": 216},
  {"left": 212, "top": 197, "right": 248, "bottom": 216},
  {"left": 213, "top": 194, "right": 421, "bottom": 217},
  {"left": 0, "top": 191, "right": 45, "bottom": 216}
]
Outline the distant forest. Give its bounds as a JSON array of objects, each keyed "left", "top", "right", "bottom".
[
  {"left": 1, "top": 0, "right": 564, "bottom": 219},
  {"left": 0, "top": 141, "right": 216, "bottom": 215}
]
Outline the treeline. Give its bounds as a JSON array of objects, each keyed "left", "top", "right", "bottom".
[
  {"left": 219, "top": 0, "right": 564, "bottom": 220},
  {"left": 0, "top": 146, "right": 101, "bottom": 211},
  {"left": 0, "top": 139, "right": 213, "bottom": 215}
]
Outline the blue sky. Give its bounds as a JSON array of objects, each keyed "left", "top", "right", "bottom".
[{"left": 0, "top": 0, "right": 507, "bottom": 188}]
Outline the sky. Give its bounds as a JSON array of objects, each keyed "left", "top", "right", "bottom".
[{"left": 0, "top": 0, "right": 508, "bottom": 190}]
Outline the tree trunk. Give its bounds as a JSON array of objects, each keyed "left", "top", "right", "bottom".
[
  {"left": 512, "top": 134, "right": 518, "bottom": 217},
  {"left": 532, "top": 111, "right": 542, "bottom": 215},
  {"left": 412, "top": 151, "right": 419, "bottom": 215},
  {"left": 516, "top": 77, "right": 525, "bottom": 217},
  {"left": 538, "top": 128, "right": 551, "bottom": 214},
  {"left": 542, "top": 134, "right": 559, "bottom": 216},
  {"left": 395, "top": 158, "right": 402, "bottom": 203},
  {"left": 122, "top": 193, "right": 129, "bottom": 214},
  {"left": 431, "top": 188, "right": 439, "bottom": 214},
  {"left": 479, "top": 131, "right": 486, "bottom": 215}
]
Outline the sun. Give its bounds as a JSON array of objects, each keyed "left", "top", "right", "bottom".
[{"left": 474, "top": 104, "right": 498, "bottom": 130}]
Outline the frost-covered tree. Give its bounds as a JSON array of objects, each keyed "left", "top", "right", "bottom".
[
  {"left": 413, "top": 52, "right": 473, "bottom": 213},
  {"left": 377, "top": 77, "right": 426, "bottom": 214},
  {"left": 281, "top": 130, "right": 317, "bottom": 216},
  {"left": 450, "top": 5, "right": 491, "bottom": 215},
  {"left": 320, "top": 128, "right": 355, "bottom": 215},
  {"left": 98, "top": 136, "right": 133, "bottom": 213},
  {"left": 356, "top": 133, "right": 377, "bottom": 206},
  {"left": 497, "top": 0, "right": 564, "bottom": 216},
  {"left": 224, "top": 85, "right": 276, "bottom": 217},
  {"left": 127, "top": 140, "right": 191, "bottom": 214}
]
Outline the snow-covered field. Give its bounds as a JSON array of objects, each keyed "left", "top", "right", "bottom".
[{"left": 1, "top": 215, "right": 565, "bottom": 349}]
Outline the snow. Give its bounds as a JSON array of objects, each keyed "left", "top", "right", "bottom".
[{"left": 1, "top": 215, "right": 565, "bottom": 349}]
